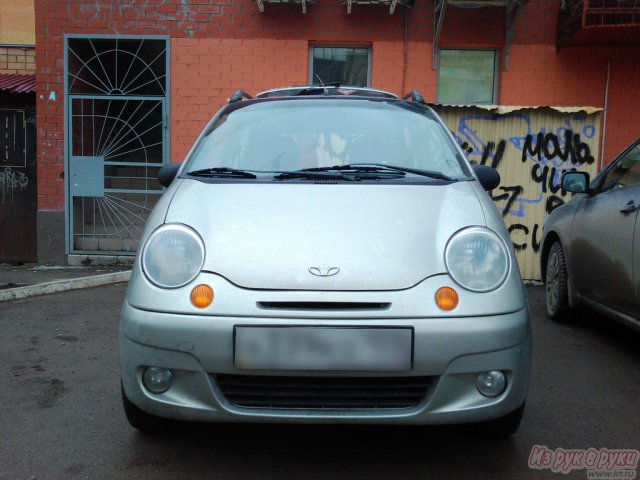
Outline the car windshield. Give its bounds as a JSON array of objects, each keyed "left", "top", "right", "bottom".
[{"left": 185, "top": 99, "right": 469, "bottom": 180}]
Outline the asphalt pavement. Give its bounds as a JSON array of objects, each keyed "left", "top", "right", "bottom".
[{"left": 0, "top": 283, "right": 638, "bottom": 480}]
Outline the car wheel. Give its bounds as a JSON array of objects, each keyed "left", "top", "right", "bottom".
[
  {"left": 545, "top": 241, "right": 572, "bottom": 322},
  {"left": 121, "top": 383, "right": 175, "bottom": 433},
  {"left": 473, "top": 402, "right": 525, "bottom": 437}
]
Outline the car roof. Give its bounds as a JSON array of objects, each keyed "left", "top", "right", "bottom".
[
  {"left": 222, "top": 87, "right": 431, "bottom": 119},
  {"left": 255, "top": 85, "right": 398, "bottom": 100}
]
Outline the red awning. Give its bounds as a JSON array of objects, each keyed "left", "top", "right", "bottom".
[{"left": 0, "top": 74, "right": 36, "bottom": 93}]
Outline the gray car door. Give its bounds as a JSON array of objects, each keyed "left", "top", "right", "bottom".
[
  {"left": 570, "top": 141, "right": 640, "bottom": 318},
  {"left": 634, "top": 196, "right": 640, "bottom": 319}
]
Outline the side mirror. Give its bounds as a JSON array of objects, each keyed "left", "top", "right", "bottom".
[
  {"left": 562, "top": 171, "right": 590, "bottom": 194},
  {"left": 157, "top": 163, "right": 181, "bottom": 188},
  {"left": 473, "top": 165, "right": 501, "bottom": 191}
]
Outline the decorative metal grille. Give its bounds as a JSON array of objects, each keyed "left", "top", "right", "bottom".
[
  {"left": 70, "top": 99, "right": 163, "bottom": 163},
  {"left": 66, "top": 37, "right": 168, "bottom": 255},
  {"left": 67, "top": 38, "right": 166, "bottom": 96}
]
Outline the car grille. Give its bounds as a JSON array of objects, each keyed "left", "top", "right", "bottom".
[{"left": 215, "top": 374, "right": 433, "bottom": 409}]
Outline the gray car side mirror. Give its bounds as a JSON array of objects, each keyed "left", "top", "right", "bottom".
[
  {"left": 562, "top": 171, "right": 590, "bottom": 194},
  {"left": 473, "top": 165, "right": 501, "bottom": 191},
  {"left": 158, "top": 163, "right": 181, "bottom": 188}
]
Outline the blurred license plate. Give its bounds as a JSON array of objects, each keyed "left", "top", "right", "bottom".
[{"left": 234, "top": 327, "right": 412, "bottom": 371}]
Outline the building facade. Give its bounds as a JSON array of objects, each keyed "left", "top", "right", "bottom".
[
  {"left": 1, "top": 0, "right": 37, "bottom": 263},
  {"left": 33, "top": 0, "right": 640, "bottom": 278}
]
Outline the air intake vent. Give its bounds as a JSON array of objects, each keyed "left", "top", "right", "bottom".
[
  {"left": 215, "top": 374, "right": 432, "bottom": 409},
  {"left": 257, "top": 301, "right": 390, "bottom": 311}
]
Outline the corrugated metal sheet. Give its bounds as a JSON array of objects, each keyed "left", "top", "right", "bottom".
[
  {"left": 434, "top": 105, "right": 601, "bottom": 280},
  {"left": 0, "top": 0, "right": 35, "bottom": 45},
  {"left": 432, "top": 103, "right": 603, "bottom": 115},
  {"left": 0, "top": 74, "right": 36, "bottom": 93}
]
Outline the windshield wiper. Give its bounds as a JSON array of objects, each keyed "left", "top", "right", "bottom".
[
  {"left": 186, "top": 167, "right": 257, "bottom": 179},
  {"left": 273, "top": 170, "right": 355, "bottom": 181},
  {"left": 299, "top": 164, "right": 456, "bottom": 181}
]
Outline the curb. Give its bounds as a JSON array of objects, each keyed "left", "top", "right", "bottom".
[{"left": 0, "top": 270, "right": 131, "bottom": 302}]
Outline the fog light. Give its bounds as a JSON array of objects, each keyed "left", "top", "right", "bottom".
[
  {"left": 142, "top": 367, "right": 173, "bottom": 394},
  {"left": 476, "top": 370, "right": 506, "bottom": 398}
]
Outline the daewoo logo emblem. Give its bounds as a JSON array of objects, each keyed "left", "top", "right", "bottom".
[{"left": 309, "top": 266, "right": 340, "bottom": 277}]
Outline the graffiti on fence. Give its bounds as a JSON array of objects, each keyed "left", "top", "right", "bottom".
[{"left": 437, "top": 107, "right": 600, "bottom": 278}]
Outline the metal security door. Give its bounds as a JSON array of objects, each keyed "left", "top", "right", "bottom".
[
  {"left": 65, "top": 37, "right": 168, "bottom": 255},
  {"left": 0, "top": 102, "right": 37, "bottom": 263},
  {"left": 68, "top": 97, "right": 165, "bottom": 253}
]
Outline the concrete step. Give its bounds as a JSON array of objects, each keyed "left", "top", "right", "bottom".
[
  {"left": 78, "top": 220, "right": 147, "bottom": 232},
  {"left": 74, "top": 236, "right": 139, "bottom": 252}
]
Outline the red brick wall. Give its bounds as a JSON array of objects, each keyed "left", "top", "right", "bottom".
[
  {"left": 35, "top": 0, "right": 640, "bottom": 211},
  {"left": 501, "top": 44, "right": 640, "bottom": 164},
  {"left": 171, "top": 38, "right": 305, "bottom": 162},
  {"left": 601, "top": 49, "right": 640, "bottom": 161},
  {"left": 169, "top": 37, "right": 438, "bottom": 162},
  {"left": 35, "top": 1, "right": 64, "bottom": 211}
]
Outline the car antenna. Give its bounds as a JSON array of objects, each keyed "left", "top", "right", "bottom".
[{"left": 315, "top": 74, "right": 331, "bottom": 95}]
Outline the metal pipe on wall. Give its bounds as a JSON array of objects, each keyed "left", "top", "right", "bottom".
[{"left": 600, "top": 59, "right": 610, "bottom": 171}]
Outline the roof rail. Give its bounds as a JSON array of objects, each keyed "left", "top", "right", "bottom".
[
  {"left": 402, "top": 90, "right": 426, "bottom": 105},
  {"left": 256, "top": 85, "right": 397, "bottom": 99},
  {"left": 228, "top": 90, "right": 253, "bottom": 103}
]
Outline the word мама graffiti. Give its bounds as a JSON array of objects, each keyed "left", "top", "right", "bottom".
[{"left": 435, "top": 106, "right": 600, "bottom": 280}]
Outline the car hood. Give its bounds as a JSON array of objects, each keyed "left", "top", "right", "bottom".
[{"left": 165, "top": 180, "right": 486, "bottom": 291}]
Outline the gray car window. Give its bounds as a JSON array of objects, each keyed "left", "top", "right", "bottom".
[
  {"left": 187, "top": 101, "right": 468, "bottom": 178},
  {"left": 601, "top": 143, "right": 640, "bottom": 191}
]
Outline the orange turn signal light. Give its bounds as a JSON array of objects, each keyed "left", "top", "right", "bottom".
[
  {"left": 435, "top": 286, "right": 459, "bottom": 311},
  {"left": 190, "top": 284, "right": 214, "bottom": 308}
]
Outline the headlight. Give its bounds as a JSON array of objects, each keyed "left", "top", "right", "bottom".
[
  {"left": 141, "top": 224, "right": 205, "bottom": 289},
  {"left": 444, "top": 227, "right": 510, "bottom": 292}
]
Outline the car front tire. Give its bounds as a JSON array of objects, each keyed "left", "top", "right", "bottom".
[
  {"left": 121, "top": 383, "right": 175, "bottom": 433},
  {"left": 545, "top": 241, "right": 572, "bottom": 322},
  {"left": 473, "top": 402, "right": 525, "bottom": 437}
]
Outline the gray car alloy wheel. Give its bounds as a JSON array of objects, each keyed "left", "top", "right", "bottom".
[
  {"left": 546, "top": 252, "right": 560, "bottom": 310},
  {"left": 545, "top": 241, "right": 572, "bottom": 322}
]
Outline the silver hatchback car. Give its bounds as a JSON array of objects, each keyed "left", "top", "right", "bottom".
[{"left": 120, "top": 86, "right": 532, "bottom": 436}]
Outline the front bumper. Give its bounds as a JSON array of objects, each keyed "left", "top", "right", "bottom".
[{"left": 120, "top": 300, "right": 531, "bottom": 425}]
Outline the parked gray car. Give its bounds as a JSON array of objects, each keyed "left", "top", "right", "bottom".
[
  {"left": 120, "top": 86, "right": 532, "bottom": 436},
  {"left": 541, "top": 137, "right": 640, "bottom": 330}
]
